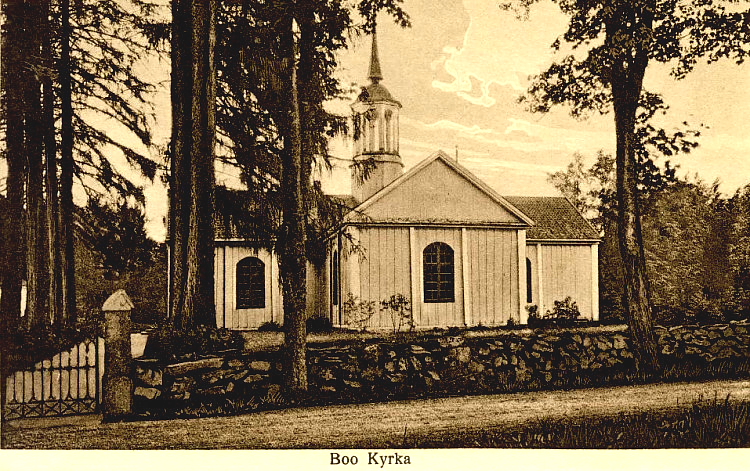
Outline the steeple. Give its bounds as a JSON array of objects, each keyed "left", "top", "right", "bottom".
[
  {"left": 351, "top": 30, "right": 403, "bottom": 203},
  {"left": 368, "top": 31, "right": 383, "bottom": 83}
]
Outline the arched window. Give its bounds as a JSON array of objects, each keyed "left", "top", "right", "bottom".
[
  {"left": 423, "top": 242, "right": 455, "bottom": 303},
  {"left": 526, "top": 258, "right": 533, "bottom": 303},
  {"left": 331, "top": 251, "right": 340, "bottom": 306},
  {"left": 237, "top": 257, "right": 265, "bottom": 309}
]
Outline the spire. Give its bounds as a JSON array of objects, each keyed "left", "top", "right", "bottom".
[{"left": 368, "top": 30, "right": 383, "bottom": 83}]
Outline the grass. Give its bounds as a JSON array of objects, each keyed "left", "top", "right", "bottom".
[
  {"left": 239, "top": 323, "right": 629, "bottom": 352},
  {"left": 407, "top": 397, "right": 750, "bottom": 448}
]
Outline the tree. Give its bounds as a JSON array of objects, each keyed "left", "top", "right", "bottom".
[
  {"left": 77, "top": 198, "right": 165, "bottom": 323},
  {"left": 507, "top": 0, "right": 749, "bottom": 376},
  {"left": 1, "top": 0, "right": 28, "bottom": 330},
  {"left": 169, "top": 0, "right": 218, "bottom": 329}
]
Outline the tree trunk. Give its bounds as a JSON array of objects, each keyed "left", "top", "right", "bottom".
[
  {"left": 24, "top": 0, "right": 51, "bottom": 329},
  {"left": 170, "top": 0, "right": 217, "bottom": 329},
  {"left": 42, "top": 0, "right": 64, "bottom": 328},
  {"left": 279, "top": 15, "right": 308, "bottom": 396},
  {"left": 60, "top": 0, "right": 76, "bottom": 325},
  {"left": 1, "top": 0, "right": 26, "bottom": 330},
  {"left": 611, "top": 53, "right": 661, "bottom": 377}
]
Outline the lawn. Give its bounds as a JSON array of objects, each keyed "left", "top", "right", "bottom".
[{"left": 409, "top": 398, "right": 750, "bottom": 448}]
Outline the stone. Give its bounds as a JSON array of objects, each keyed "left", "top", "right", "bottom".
[
  {"left": 452, "top": 346, "right": 471, "bottom": 363},
  {"left": 228, "top": 359, "right": 246, "bottom": 368},
  {"left": 469, "top": 362, "right": 485, "bottom": 374},
  {"left": 244, "top": 374, "right": 265, "bottom": 383},
  {"left": 612, "top": 335, "right": 628, "bottom": 350},
  {"left": 250, "top": 361, "right": 272, "bottom": 371},
  {"left": 165, "top": 357, "right": 224, "bottom": 376},
  {"left": 493, "top": 356, "right": 508, "bottom": 368},
  {"left": 202, "top": 385, "right": 226, "bottom": 396},
  {"left": 438, "top": 336, "right": 465, "bottom": 348},
  {"left": 134, "top": 386, "right": 161, "bottom": 400},
  {"left": 410, "top": 345, "right": 428, "bottom": 354},
  {"left": 137, "top": 368, "right": 163, "bottom": 387}
]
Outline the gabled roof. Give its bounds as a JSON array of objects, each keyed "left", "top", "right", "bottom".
[
  {"left": 347, "top": 150, "right": 534, "bottom": 226},
  {"left": 503, "top": 196, "right": 600, "bottom": 241}
]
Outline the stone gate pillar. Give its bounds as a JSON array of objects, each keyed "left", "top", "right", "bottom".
[{"left": 102, "top": 289, "right": 135, "bottom": 422}]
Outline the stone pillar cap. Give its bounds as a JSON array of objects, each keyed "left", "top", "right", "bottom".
[{"left": 102, "top": 289, "right": 135, "bottom": 312}]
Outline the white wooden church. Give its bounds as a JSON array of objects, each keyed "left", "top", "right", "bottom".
[{"left": 212, "top": 35, "right": 600, "bottom": 330}]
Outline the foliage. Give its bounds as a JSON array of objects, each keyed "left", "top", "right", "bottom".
[
  {"left": 144, "top": 325, "right": 245, "bottom": 363},
  {"left": 552, "top": 152, "right": 750, "bottom": 325},
  {"left": 343, "top": 293, "right": 376, "bottom": 332},
  {"left": 74, "top": 200, "right": 166, "bottom": 325},
  {"left": 527, "top": 298, "right": 581, "bottom": 329},
  {"left": 507, "top": 0, "right": 750, "bottom": 375},
  {"left": 307, "top": 315, "right": 334, "bottom": 333},
  {"left": 258, "top": 321, "right": 284, "bottom": 332},
  {"left": 1, "top": 319, "right": 102, "bottom": 371},
  {"left": 380, "top": 294, "right": 413, "bottom": 335}
]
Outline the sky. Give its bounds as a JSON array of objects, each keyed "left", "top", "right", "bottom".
[{"left": 132, "top": 0, "right": 750, "bottom": 240}]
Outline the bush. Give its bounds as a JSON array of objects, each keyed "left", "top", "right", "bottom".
[
  {"left": 144, "top": 324, "right": 245, "bottom": 362},
  {"left": 527, "top": 297, "right": 582, "bottom": 329},
  {"left": 258, "top": 321, "right": 283, "bottom": 332},
  {"left": 380, "top": 293, "right": 413, "bottom": 334},
  {"left": 307, "top": 315, "right": 333, "bottom": 333},
  {"left": 3, "top": 320, "right": 102, "bottom": 371},
  {"left": 343, "top": 293, "right": 376, "bottom": 331}
]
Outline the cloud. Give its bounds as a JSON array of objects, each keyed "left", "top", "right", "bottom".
[
  {"left": 401, "top": 116, "right": 613, "bottom": 155},
  {"left": 430, "top": 0, "right": 568, "bottom": 105}
]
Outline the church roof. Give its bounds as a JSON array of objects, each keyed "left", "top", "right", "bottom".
[
  {"left": 347, "top": 150, "right": 535, "bottom": 226},
  {"left": 356, "top": 30, "right": 400, "bottom": 105},
  {"left": 503, "top": 196, "right": 600, "bottom": 241},
  {"left": 368, "top": 31, "right": 383, "bottom": 82}
]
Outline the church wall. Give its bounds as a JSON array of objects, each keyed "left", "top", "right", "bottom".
[
  {"left": 532, "top": 243, "right": 595, "bottom": 320},
  {"left": 214, "top": 245, "right": 282, "bottom": 330},
  {"left": 412, "top": 227, "right": 465, "bottom": 327},
  {"left": 464, "top": 228, "right": 519, "bottom": 326},
  {"left": 349, "top": 226, "right": 412, "bottom": 329}
]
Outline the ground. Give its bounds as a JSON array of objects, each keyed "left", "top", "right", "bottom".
[{"left": 2, "top": 378, "right": 749, "bottom": 449}]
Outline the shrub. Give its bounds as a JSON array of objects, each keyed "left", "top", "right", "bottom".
[
  {"left": 3, "top": 320, "right": 102, "bottom": 371},
  {"left": 528, "top": 297, "right": 581, "bottom": 329},
  {"left": 343, "top": 293, "right": 376, "bottom": 331},
  {"left": 258, "top": 320, "right": 283, "bottom": 332},
  {"left": 144, "top": 324, "right": 245, "bottom": 362},
  {"left": 380, "top": 293, "right": 413, "bottom": 334},
  {"left": 307, "top": 315, "right": 333, "bottom": 333}
]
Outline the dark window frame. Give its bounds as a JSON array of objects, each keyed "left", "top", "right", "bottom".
[
  {"left": 526, "top": 257, "right": 533, "bottom": 304},
  {"left": 331, "top": 251, "right": 340, "bottom": 306},
  {"left": 236, "top": 256, "right": 265, "bottom": 309},
  {"left": 423, "top": 242, "right": 455, "bottom": 303}
]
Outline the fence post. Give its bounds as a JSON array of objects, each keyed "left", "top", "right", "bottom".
[{"left": 101, "top": 289, "right": 134, "bottom": 422}]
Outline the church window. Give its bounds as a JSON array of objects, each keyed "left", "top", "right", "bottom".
[
  {"left": 331, "top": 251, "right": 340, "bottom": 306},
  {"left": 237, "top": 257, "right": 265, "bottom": 309},
  {"left": 423, "top": 242, "right": 455, "bottom": 303},
  {"left": 526, "top": 258, "right": 533, "bottom": 303}
]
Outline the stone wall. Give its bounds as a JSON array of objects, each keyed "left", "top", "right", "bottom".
[{"left": 133, "top": 322, "right": 750, "bottom": 416}]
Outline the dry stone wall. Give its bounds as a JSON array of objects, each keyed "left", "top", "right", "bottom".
[{"left": 133, "top": 322, "right": 750, "bottom": 416}]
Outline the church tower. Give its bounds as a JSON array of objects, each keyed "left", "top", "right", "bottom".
[{"left": 351, "top": 31, "right": 403, "bottom": 203}]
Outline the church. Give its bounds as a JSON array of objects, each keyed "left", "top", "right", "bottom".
[{"left": 212, "top": 35, "right": 600, "bottom": 330}]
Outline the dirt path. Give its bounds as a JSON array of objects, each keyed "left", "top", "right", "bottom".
[{"left": 3, "top": 379, "right": 750, "bottom": 449}]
